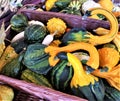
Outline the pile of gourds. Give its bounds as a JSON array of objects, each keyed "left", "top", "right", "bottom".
[{"left": 0, "top": 0, "right": 120, "bottom": 101}]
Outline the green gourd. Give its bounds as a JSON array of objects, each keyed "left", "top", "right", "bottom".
[
  {"left": 23, "top": 43, "right": 51, "bottom": 75},
  {"left": 51, "top": 60, "right": 73, "bottom": 91},
  {"left": 21, "top": 69, "right": 52, "bottom": 88},
  {"left": 62, "top": 28, "right": 89, "bottom": 45},
  {"left": 10, "top": 14, "right": 28, "bottom": 32},
  {"left": 24, "top": 24, "right": 47, "bottom": 43}
]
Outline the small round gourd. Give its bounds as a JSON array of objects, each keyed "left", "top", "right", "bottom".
[
  {"left": 24, "top": 24, "right": 47, "bottom": 43},
  {"left": 47, "top": 17, "right": 67, "bottom": 37},
  {"left": 10, "top": 14, "right": 28, "bottom": 32}
]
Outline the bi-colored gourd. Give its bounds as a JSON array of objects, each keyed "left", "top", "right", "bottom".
[
  {"left": 84, "top": 8, "right": 118, "bottom": 45},
  {"left": 45, "top": 0, "right": 58, "bottom": 11},
  {"left": 45, "top": 42, "right": 99, "bottom": 69},
  {"left": 92, "top": 64, "right": 120, "bottom": 91},
  {"left": 67, "top": 52, "right": 105, "bottom": 101},
  {"left": 51, "top": 60, "right": 73, "bottom": 91}
]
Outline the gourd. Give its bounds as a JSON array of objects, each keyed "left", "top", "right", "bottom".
[
  {"left": 60, "top": 0, "right": 82, "bottom": 15},
  {"left": 51, "top": 60, "right": 73, "bottom": 91},
  {"left": 45, "top": 0, "right": 58, "bottom": 11},
  {"left": 62, "top": 27, "right": 89, "bottom": 45},
  {"left": 67, "top": 52, "right": 105, "bottom": 101},
  {"left": 0, "top": 84, "right": 14, "bottom": 101},
  {"left": 0, "top": 22, "right": 6, "bottom": 58},
  {"left": 21, "top": 69, "right": 52, "bottom": 88},
  {"left": 10, "top": 13, "right": 28, "bottom": 32},
  {"left": 104, "top": 84, "right": 120, "bottom": 101},
  {"left": 23, "top": 43, "right": 52, "bottom": 75},
  {"left": 94, "top": 27, "right": 120, "bottom": 52},
  {"left": 46, "top": 17, "right": 67, "bottom": 37},
  {"left": 0, "top": 45, "right": 18, "bottom": 72},
  {"left": 84, "top": 8, "right": 118, "bottom": 45},
  {"left": 24, "top": 24, "right": 47, "bottom": 43},
  {"left": 45, "top": 42, "right": 99, "bottom": 69},
  {"left": 1, "top": 54, "right": 24, "bottom": 78},
  {"left": 98, "top": 46, "right": 119, "bottom": 71},
  {"left": 98, "top": 0, "right": 114, "bottom": 11},
  {"left": 92, "top": 64, "right": 120, "bottom": 91},
  {"left": 55, "top": 0, "right": 72, "bottom": 9}
]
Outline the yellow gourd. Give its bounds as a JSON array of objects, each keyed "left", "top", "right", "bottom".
[
  {"left": 98, "top": 47, "right": 119, "bottom": 71},
  {"left": 0, "top": 84, "right": 14, "bottom": 101},
  {"left": 67, "top": 52, "right": 98, "bottom": 87},
  {"left": 45, "top": 0, "right": 58, "bottom": 11},
  {"left": 94, "top": 27, "right": 120, "bottom": 52},
  {"left": 47, "top": 17, "right": 67, "bottom": 37},
  {"left": 98, "top": 0, "right": 114, "bottom": 11},
  {"left": 45, "top": 42, "right": 99, "bottom": 69},
  {"left": 85, "top": 8, "right": 118, "bottom": 45}
]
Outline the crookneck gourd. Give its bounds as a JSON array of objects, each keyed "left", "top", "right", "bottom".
[
  {"left": 84, "top": 8, "right": 118, "bottom": 45},
  {"left": 92, "top": 64, "right": 120, "bottom": 91},
  {"left": 45, "top": 42, "right": 99, "bottom": 69},
  {"left": 67, "top": 52, "right": 105, "bottom": 101}
]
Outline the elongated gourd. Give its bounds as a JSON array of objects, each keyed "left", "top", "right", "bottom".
[
  {"left": 85, "top": 8, "right": 118, "bottom": 45},
  {"left": 0, "top": 45, "right": 18, "bottom": 72},
  {"left": 92, "top": 64, "right": 120, "bottom": 91},
  {"left": 67, "top": 53, "right": 105, "bottom": 101},
  {"left": 45, "top": 42, "right": 99, "bottom": 69}
]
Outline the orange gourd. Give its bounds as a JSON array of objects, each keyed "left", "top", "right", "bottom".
[
  {"left": 98, "top": 47, "right": 119, "bottom": 71},
  {"left": 92, "top": 64, "right": 120, "bottom": 91}
]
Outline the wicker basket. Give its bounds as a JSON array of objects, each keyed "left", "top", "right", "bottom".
[{"left": 0, "top": 0, "right": 120, "bottom": 101}]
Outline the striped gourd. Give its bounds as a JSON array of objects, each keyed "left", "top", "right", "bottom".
[{"left": 51, "top": 60, "right": 73, "bottom": 91}]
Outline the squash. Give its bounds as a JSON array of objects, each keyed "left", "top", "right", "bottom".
[
  {"left": 21, "top": 69, "right": 52, "bottom": 88},
  {"left": 94, "top": 27, "right": 120, "bottom": 52},
  {"left": 55, "top": 0, "right": 72, "bottom": 9},
  {"left": 0, "top": 84, "right": 14, "bottom": 101},
  {"left": 98, "top": 0, "right": 114, "bottom": 11},
  {"left": 98, "top": 47, "right": 119, "bottom": 71},
  {"left": 1, "top": 54, "right": 24, "bottom": 78},
  {"left": 67, "top": 52, "right": 105, "bottom": 101},
  {"left": 92, "top": 64, "right": 120, "bottom": 91},
  {"left": 84, "top": 8, "right": 118, "bottom": 45},
  {"left": 104, "top": 84, "right": 120, "bottom": 101},
  {"left": 60, "top": 0, "right": 82, "bottom": 15},
  {"left": 46, "top": 17, "right": 67, "bottom": 37},
  {"left": 62, "top": 27, "right": 89, "bottom": 45},
  {"left": 51, "top": 60, "right": 73, "bottom": 91},
  {"left": 0, "top": 22, "right": 6, "bottom": 58},
  {"left": 23, "top": 43, "right": 52, "bottom": 75},
  {"left": 24, "top": 24, "right": 47, "bottom": 43},
  {"left": 45, "top": 0, "right": 58, "bottom": 11},
  {"left": 0, "top": 45, "right": 18, "bottom": 72},
  {"left": 10, "top": 13, "right": 28, "bottom": 32},
  {"left": 45, "top": 42, "right": 99, "bottom": 69}
]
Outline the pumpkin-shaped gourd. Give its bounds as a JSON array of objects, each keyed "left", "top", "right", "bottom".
[
  {"left": 46, "top": 17, "right": 67, "bottom": 37},
  {"left": 23, "top": 43, "right": 51, "bottom": 75},
  {"left": 98, "top": 46, "right": 119, "bottom": 71},
  {"left": 10, "top": 14, "right": 28, "bottom": 32},
  {"left": 24, "top": 24, "right": 47, "bottom": 43}
]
